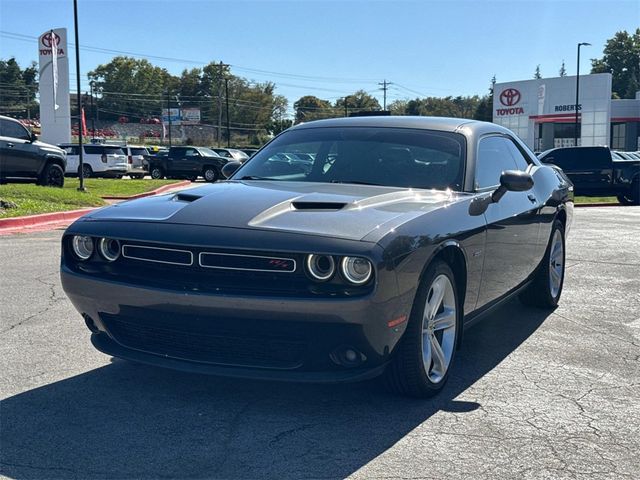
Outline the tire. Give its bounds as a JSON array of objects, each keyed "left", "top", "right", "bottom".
[
  {"left": 40, "top": 163, "right": 65, "bottom": 188},
  {"left": 203, "top": 166, "right": 219, "bottom": 183},
  {"left": 617, "top": 181, "right": 639, "bottom": 206},
  {"left": 132, "top": 174, "right": 145, "bottom": 180},
  {"left": 520, "top": 219, "right": 566, "bottom": 308},
  {"left": 384, "top": 260, "right": 461, "bottom": 398},
  {"left": 188, "top": 175, "right": 198, "bottom": 182},
  {"left": 150, "top": 167, "right": 165, "bottom": 179},
  {"left": 79, "top": 164, "right": 93, "bottom": 179}
]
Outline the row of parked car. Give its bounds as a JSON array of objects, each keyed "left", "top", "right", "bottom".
[{"left": 0, "top": 114, "right": 262, "bottom": 187}]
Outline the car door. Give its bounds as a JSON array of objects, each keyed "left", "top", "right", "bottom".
[
  {"left": 0, "top": 118, "right": 39, "bottom": 177},
  {"left": 475, "top": 135, "right": 542, "bottom": 308}
]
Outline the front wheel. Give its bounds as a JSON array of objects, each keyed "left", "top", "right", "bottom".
[
  {"left": 520, "top": 219, "right": 566, "bottom": 308},
  {"left": 150, "top": 166, "right": 165, "bottom": 179},
  {"left": 203, "top": 166, "right": 219, "bottom": 183},
  {"left": 384, "top": 260, "right": 460, "bottom": 398},
  {"left": 40, "top": 163, "right": 65, "bottom": 188}
]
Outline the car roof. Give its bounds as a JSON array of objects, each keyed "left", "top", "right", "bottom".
[{"left": 289, "top": 115, "right": 488, "bottom": 133}]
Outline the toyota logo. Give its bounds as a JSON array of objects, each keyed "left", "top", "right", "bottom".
[
  {"left": 41, "top": 32, "right": 61, "bottom": 48},
  {"left": 500, "top": 88, "right": 521, "bottom": 106}
]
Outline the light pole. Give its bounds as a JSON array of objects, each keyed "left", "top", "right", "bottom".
[
  {"left": 73, "top": 0, "right": 86, "bottom": 191},
  {"left": 575, "top": 42, "right": 591, "bottom": 146}
]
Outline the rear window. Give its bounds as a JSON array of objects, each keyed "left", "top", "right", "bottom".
[{"left": 84, "top": 146, "right": 125, "bottom": 155}]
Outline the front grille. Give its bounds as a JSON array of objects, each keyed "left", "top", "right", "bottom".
[{"left": 101, "top": 313, "right": 307, "bottom": 369}]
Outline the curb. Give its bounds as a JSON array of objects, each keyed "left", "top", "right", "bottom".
[
  {"left": 100, "top": 180, "right": 192, "bottom": 200},
  {"left": 574, "top": 202, "right": 621, "bottom": 208},
  {"left": 0, "top": 207, "right": 99, "bottom": 234},
  {"left": 0, "top": 180, "right": 193, "bottom": 235}
]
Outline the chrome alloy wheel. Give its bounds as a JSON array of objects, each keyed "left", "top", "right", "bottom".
[
  {"left": 421, "top": 274, "right": 457, "bottom": 383},
  {"left": 549, "top": 229, "right": 564, "bottom": 298}
]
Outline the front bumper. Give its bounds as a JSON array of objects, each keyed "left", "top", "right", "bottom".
[{"left": 61, "top": 266, "right": 410, "bottom": 383}]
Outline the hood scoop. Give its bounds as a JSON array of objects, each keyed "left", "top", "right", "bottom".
[
  {"left": 291, "top": 201, "right": 347, "bottom": 211},
  {"left": 173, "top": 192, "right": 203, "bottom": 203}
]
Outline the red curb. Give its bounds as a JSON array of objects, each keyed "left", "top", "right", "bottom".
[
  {"left": 100, "top": 180, "right": 192, "bottom": 200},
  {"left": 0, "top": 207, "right": 99, "bottom": 234},
  {"left": 0, "top": 180, "right": 193, "bottom": 235}
]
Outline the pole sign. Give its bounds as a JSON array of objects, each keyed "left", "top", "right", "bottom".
[{"left": 38, "top": 28, "right": 71, "bottom": 144}]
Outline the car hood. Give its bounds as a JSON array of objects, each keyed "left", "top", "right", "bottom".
[{"left": 84, "top": 180, "right": 469, "bottom": 242}]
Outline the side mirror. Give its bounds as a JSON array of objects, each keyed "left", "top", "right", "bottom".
[
  {"left": 30, "top": 133, "right": 38, "bottom": 142},
  {"left": 491, "top": 170, "right": 534, "bottom": 203},
  {"left": 221, "top": 161, "right": 242, "bottom": 179}
]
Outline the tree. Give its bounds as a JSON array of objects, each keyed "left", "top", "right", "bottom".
[
  {"left": 474, "top": 75, "right": 495, "bottom": 122},
  {"left": 591, "top": 28, "right": 640, "bottom": 99},
  {"left": 388, "top": 99, "right": 408, "bottom": 116},
  {"left": 559, "top": 60, "right": 567, "bottom": 77},
  {"left": 335, "top": 90, "right": 381, "bottom": 115},
  {"left": 88, "top": 56, "right": 176, "bottom": 119},
  {"left": 293, "top": 95, "right": 334, "bottom": 123},
  {"left": 0, "top": 58, "right": 38, "bottom": 117},
  {"left": 534, "top": 65, "right": 542, "bottom": 79}
]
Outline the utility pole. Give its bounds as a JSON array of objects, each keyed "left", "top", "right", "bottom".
[
  {"left": 166, "top": 91, "right": 172, "bottom": 147},
  {"left": 224, "top": 77, "right": 230, "bottom": 147},
  {"left": 72, "top": 4, "right": 86, "bottom": 191},
  {"left": 216, "top": 61, "right": 230, "bottom": 147},
  {"left": 378, "top": 79, "right": 393, "bottom": 110}
]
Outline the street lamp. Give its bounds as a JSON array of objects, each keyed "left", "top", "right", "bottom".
[{"left": 575, "top": 42, "right": 591, "bottom": 146}]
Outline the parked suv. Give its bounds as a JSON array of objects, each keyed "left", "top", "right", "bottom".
[
  {"left": 147, "top": 146, "right": 228, "bottom": 182},
  {"left": 59, "top": 143, "right": 128, "bottom": 178},
  {"left": 538, "top": 146, "right": 640, "bottom": 205},
  {"left": 0, "top": 115, "right": 67, "bottom": 187},
  {"left": 122, "top": 145, "right": 149, "bottom": 179}
]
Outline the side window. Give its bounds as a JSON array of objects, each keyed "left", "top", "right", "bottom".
[
  {"left": 0, "top": 119, "right": 31, "bottom": 140},
  {"left": 63, "top": 146, "right": 79, "bottom": 155},
  {"left": 475, "top": 136, "right": 519, "bottom": 190},
  {"left": 184, "top": 148, "right": 198, "bottom": 157},
  {"left": 504, "top": 139, "right": 530, "bottom": 171},
  {"left": 84, "top": 145, "right": 101, "bottom": 155}
]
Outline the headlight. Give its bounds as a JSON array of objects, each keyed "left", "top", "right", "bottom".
[
  {"left": 341, "top": 256, "right": 373, "bottom": 284},
  {"left": 71, "top": 235, "right": 94, "bottom": 260},
  {"left": 306, "top": 254, "right": 335, "bottom": 281},
  {"left": 98, "top": 238, "right": 120, "bottom": 261}
]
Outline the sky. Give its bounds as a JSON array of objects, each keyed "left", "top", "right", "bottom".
[{"left": 1, "top": 0, "right": 638, "bottom": 118}]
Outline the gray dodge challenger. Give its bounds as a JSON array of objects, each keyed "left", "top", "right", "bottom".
[{"left": 60, "top": 116, "right": 573, "bottom": 397}]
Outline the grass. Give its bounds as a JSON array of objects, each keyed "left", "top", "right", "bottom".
[
  {"left": 574, "top": 196, "right": 619, "bottom": 204},
  {"left": 0, "top": 178, "right": 182, "bottom": 219}
]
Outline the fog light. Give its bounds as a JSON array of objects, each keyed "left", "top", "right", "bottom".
[
  {"left": 306, "top": 254, "right": 335, "bottom": 281},
  {"left": 98, "top": 238, "right": 121, "bottom": 261},
  {"left": 71, "top": 235, "right": 94, "bottom": 260},
  {"left": 330, "top": 345, "right": 366, "bottom": 368},
  {"left": 341, "top": 256, "right": 373, "bottom": 284}
]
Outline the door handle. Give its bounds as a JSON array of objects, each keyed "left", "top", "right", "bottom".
[
  {"left": 527, "top": 194, "right": 537, "bottom": 203},
  {"left": 6, "top": 142, "right": 14, "bottom": 148}
]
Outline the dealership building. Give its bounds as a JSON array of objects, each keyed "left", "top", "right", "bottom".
[{"left": 493, "top": 73, "right": 639, "bottom": 152}]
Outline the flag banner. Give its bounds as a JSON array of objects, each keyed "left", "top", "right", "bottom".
[
  {"left": 50, "top": 30, "right": 59, "bottom": 110},
  {"left": 81, "top": 107, "right": 87, "bottom": 136}
]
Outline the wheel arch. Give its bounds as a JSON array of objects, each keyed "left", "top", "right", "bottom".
[
  {"left": 41, "top": 155, "right": 65, "bottom": 174},
  {"left": 418, "top": 241, "right": 468, "bottom": 348}
]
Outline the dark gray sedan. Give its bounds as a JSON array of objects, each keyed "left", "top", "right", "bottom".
[{"left": 60, "top": 116, "right": 573, "bottom": 397}]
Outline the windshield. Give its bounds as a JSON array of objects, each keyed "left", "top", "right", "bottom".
[
  {"left": 198, "top": 147, "right": 221, "bottom": 157},
  {"left": 130, "top": 148, "right": 148, "bottom": 156},
  {"left": 234, "top": 127, "right": 466, "bottom": 191}
]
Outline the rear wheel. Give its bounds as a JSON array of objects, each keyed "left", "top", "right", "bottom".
[
  {"left": 520, "top": 219, "right": 565, "bottom": 308},
  {"left": 617, "top": 181, "right": 639, "bottom": 205},
  {"left": 40, "top": 163, "right": 64, "bottom": 188},
  {"left": 203, "top": 166, "right": 219, "bottom": 183},
  {"left": 79, "top": 164, "right": 93, "bottom": 179},
  {"left": 384, "top": 260, "right": 460, "bottom": 398},
  {"left": 150, "top": 166, "right": 164, "bottom": 179}
]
